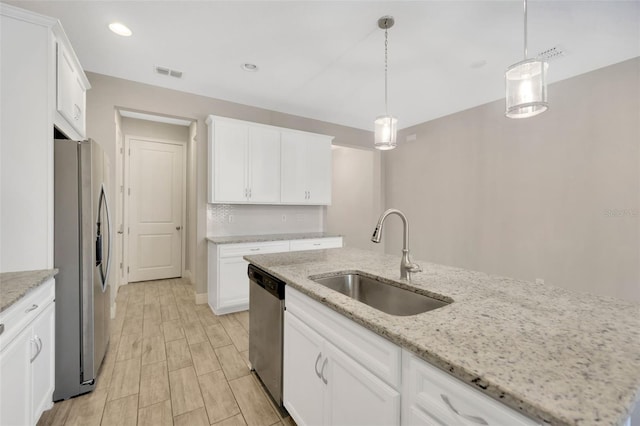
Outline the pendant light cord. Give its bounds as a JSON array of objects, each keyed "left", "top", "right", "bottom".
[
  {"left": 384, "top": 25, "right": 389, "bottom": 115},
  {"left": 523, "top": 0, "right": 528, "bottom": 60}
]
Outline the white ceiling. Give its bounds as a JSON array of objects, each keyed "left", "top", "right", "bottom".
[{"left": 10, "top": 1, "right": 640, "bottom": 131}]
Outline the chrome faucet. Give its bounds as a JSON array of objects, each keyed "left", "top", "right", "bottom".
[{"left": 371, "top": 209, "right": 422, "bottom": 280}]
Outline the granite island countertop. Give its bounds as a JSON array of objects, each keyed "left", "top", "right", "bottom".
[
  {"left": 0, "top": 269, "right": 58, "bottom": 313},
  {"left": 245, "top": 247, "right": 640, "bottom": 426},
  {"left": 207, "top": 232, "right": 341, "bottom": 245}
]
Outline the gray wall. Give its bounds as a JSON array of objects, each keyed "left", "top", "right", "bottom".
[
  {"left": 85, "top": 72, "right": 373, "bottom": 296},
  {"left": 384, "top": 57, "right": 640, "bottom": 301},
  {"left": 326, "top": 146, "right": 385, "bottom": 252}
]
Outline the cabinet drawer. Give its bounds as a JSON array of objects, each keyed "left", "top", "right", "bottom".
[
  {"left": 0, "top": 279, "right": 55, "bottom": 352},
  {"left": 289, "top": 237, "right": 343, "bottom": 252},
  {"left": 219, "top": 241, "right": 290, "bottom": 258},
  {"left": 286, "top": 286, "right": 401, "bottom": 389},
  {"left": 402, "top": 350, "right": 539, "bottom": 426}
]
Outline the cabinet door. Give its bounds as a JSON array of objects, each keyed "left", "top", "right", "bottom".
[
  {"left": 325, "top": 340, "right": 400, "bottom": 426},
  {"left": 213, "top": 120, "right": 248, "bottom": 202},
  {"left": 248, "top": 127, "right": 281, "bottom": 203},
  {"left": 0, "top": 329, "right": 31, "bottom": 426},
  {"left": 284, "top": 311, "right": 325, "bottom": 426},
  {"left": 280, "top": 131, "right": 308, "bottom": 203},
  {"left": 218, "top": 256, "right": 250, "bottom": 310},
  {"left": 31, "top": 302, "right": 55, "bottom": 423},
  {"left": 305, "top": 134, "right": 332, "bottom": 205},
  {"left": 56, "top": 42, "right": 86, "bottom": 137}
]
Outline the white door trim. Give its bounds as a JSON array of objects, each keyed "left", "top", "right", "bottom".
[{"left": 123, "top": 134, "right": 187, "bottom": 284}]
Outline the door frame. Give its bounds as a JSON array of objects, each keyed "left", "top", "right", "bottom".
[{"left": 123, "top": 134, "right": 187, "bottom": 284}]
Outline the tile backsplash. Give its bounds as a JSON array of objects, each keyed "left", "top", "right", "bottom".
[{"left": 207, "top": 204, "right": 325, "bottom": 236}]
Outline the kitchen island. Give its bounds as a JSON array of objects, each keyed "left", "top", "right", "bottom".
[{"left": 245, "top": 247, "right": 640, "bottom": 426}]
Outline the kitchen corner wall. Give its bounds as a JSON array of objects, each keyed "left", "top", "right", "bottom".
[
  {"left": 384, "top": 57, "right": 640, "bottom": 302},
  {"left": 85, "top": 72, "right": 373, "bottom": 298}
]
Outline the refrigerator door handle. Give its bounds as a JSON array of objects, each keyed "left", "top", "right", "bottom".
[{"left": 98, "top": 184, "right": 112, "bottom": 293}]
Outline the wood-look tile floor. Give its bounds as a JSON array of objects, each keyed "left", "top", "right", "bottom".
[{"left": 37, "top": 278, "right": 296, "bottom": 426}]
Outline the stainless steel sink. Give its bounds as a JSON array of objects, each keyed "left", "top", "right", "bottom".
[{"left": 310, "top": 273, "right": 450, "bottom": 316}]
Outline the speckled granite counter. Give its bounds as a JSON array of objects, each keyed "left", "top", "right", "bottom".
[
  {"left": 245, "top": 247, "right": 640, "bottom": 426},
  {"left": 0, "top": 269, "right": 58, "bottom": 313},
  {"left": 207, "top": 232, "right": 341, "bottom": 244}
]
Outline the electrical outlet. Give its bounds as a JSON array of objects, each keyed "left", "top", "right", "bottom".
[
  {"left": 282, "top": 215, "right": 287, "bottom": 222},
  {"left": 535, "top": 278, "right": 544, "bottom": 285},
  {"left": 228, "top": 215, "right": 234, "bottom": 223}
]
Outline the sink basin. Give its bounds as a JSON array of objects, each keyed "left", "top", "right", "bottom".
[{"left": 310, "top": 273, "right": 450, "bottom": 316}]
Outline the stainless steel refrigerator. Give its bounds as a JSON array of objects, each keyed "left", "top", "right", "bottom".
[{"left": 53, "top": 139, "right": 112, "bottom": 400}]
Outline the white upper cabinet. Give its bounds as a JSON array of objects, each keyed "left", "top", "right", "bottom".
[
  {"left": 208, "top": 116, "right": 281, "bottom": 204},
  {"left": 53, "top": 26, "right": 90, "bottom": 140},
  {"left": 207, "top": 115, "right": 333, "bottom": 205},
  {"left": 281, "top": 131, "right": 332, "bottom": 205},
  {"left": 248, "top": 126, "right": 281, "bottom": 203}
]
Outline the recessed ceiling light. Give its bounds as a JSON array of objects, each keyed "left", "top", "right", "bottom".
[
  {"left": 470, "top": 60, "right": 487, "bottom": 69},
  {"left": 109, "top": 22, "right": 132, "bottom": 37},
  {"left": 241, "top": 63, "right": 259, "bottom": 72}
]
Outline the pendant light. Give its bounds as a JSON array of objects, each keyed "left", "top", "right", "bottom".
[
  {"left": 505, "top": 0, "right": 548, "bottom": 118},
  {"left": 374, "top": 16, "right": 397, "bottom": 150}
]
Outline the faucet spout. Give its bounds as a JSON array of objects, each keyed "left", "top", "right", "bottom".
[{"left": 371, "top": 209, "right": 421, "bottom": 280}]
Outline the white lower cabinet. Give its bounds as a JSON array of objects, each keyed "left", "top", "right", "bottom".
[
  {"left": 31, "top": 302, "right": 55, "bottom": 421},
  {"left": 283, "top": 311, "right": 325, "bottom": 425},
  {"left": 208, "top": 236, "right": 343, "bottom": 315},
  {"left": 284, "top": 287, "right": 401, "bottom": 426},
  {"left": 0, "top": 324, "right": 31, "bottom": 425},
  {"left": 284, "top": 286, "right": 540, "bottom": 426},
  {"left": 0, "top": 278, "right": 55, "bottom": 426},
  {"left": 401, "top": 351, "right": 539, "bottom": 426},
  {"left": 284, "top": 311, "right": 400, "bottom": 426}
]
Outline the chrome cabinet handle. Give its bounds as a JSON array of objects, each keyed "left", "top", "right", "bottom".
[
  {"left": 314, "top": 353, "right": 322, "bottom": 379},
  {"left": 30, "top": 336, "right": 43, "bottom": 363},
  {"left": 441, "top": 394, "right": 488, "bottom": 425},
  {"left": 249, "top": 248, "right": 260, "bottom": 252},
  {"left": 320, "top": 358, "right": 328, "bottom": 384},
  {"left": 249, "top": 188, "right": 252, "bottom": 198},
  {"left": 25, "top": 304, "right": 39, "bottom": 313}
]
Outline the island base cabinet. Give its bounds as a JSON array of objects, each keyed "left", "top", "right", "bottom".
[
  {"left": 284, "top": 311, "right": 400, "bottom": 426},
  {"left": 401, "top": 350, "right": 540, "bottom": 426},
  {"left": 283, "top": 311, "right": 325, "bottom": 426},
  {"left": 325, "top": 339, "right": 400, "bottom": 426}
]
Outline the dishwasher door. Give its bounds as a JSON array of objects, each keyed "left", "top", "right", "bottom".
[{"left": 248, "top": 265, "right": 285, "bottom": 407}]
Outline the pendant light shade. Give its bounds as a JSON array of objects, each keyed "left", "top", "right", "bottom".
[
  {"left": 506, "top": 59, "right": 548, "bottom": 118},
  {"left": 374, "top": 115, "right": 397, "bottom": 149},
  {"left": 374, "top": 16, "right": 397, "bottom": 150},
  {"left": 505, "top": 0, "right": 548, "bottom": 119}
]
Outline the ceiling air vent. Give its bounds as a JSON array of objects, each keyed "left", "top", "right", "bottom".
[
  {"left": 536, "top": 46, "right": 565, "bottom": 61},
  {"left": 154, "top": 65, "right": 183, "bottom": 79}
]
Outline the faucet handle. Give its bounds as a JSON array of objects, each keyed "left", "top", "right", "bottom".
[{"left": 407, "top": 263, "right": 422, "bottom": 273}]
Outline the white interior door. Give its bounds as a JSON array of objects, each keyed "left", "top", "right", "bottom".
[{"left": 128, "top": 138, "right": 184, "bottom": 282}]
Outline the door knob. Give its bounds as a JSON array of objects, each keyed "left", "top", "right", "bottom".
[{"left": 176, "top": 226, "right": 182, "bottom": 230}]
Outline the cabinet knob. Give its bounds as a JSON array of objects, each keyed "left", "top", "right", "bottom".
[{"left": 176, "top": 226, "right": 182, "bottom": 231}]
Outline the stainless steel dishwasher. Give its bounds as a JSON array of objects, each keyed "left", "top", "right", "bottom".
[{"left": 248, "top": 264, "right": 286, "bottom": 409}]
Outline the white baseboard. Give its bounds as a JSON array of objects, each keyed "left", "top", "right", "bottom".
[
  {"left": 110, "top": 302, "right": 117, "bottom": 319},
  {"left": 195, "top": 292, "right": 208, "bottom": 305}
]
